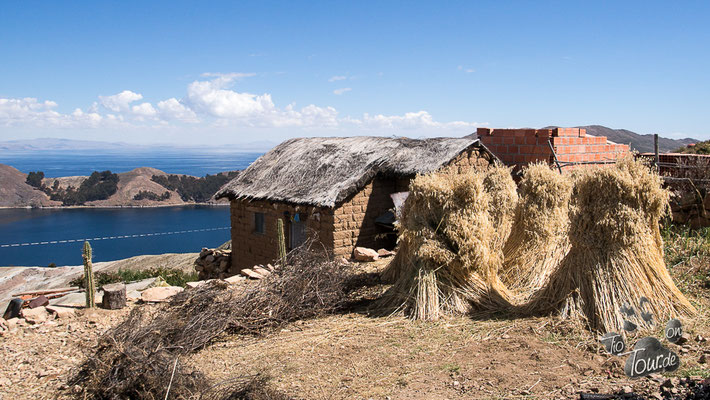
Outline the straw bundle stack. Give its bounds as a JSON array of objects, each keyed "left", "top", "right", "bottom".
[
  {"left": 500, "top": 163, "right": 572, "bottom": 297},
  {"left": 378, "top": 168, "right": 509, "bottom": 320},
  {"left": 524, "top": 158, "right": 695, "bottom": 332}
]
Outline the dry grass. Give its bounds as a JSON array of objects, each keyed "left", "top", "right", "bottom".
[
  {"left": 523, "top": 157, "right": 696, "bottom": 333},
  {"left": 378, "top": 167, "right": 510, "bottom": 320},
  {"left": 500, "top": 163, "right": 572, "bottom": 299}
]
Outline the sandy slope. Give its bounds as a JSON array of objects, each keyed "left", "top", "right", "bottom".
[{"left": 0, "top": 164, "right": 59, "bottom": 207}]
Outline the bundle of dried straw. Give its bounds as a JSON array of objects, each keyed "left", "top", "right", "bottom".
[
  {"left": 523, "top": 158, "right": 695, "bottom": 332},
  {"left": 500, "top": 163, "right": 572, "bottom": 298},
  {"left": 378, "top": 167, "right": 510, "bottom": 320}
]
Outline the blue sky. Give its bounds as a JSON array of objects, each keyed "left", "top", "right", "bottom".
[{"left": 1, "top": 1, "right": 708, "bottom": 145}]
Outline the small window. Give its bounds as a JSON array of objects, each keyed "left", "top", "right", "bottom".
[{"left": 254, "top": 212, "right": 265, "bottom": 234}]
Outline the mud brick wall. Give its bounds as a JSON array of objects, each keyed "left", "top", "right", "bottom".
[
  {"left": 229, "top": 199, "right": 333, "bottom": 272},
  {"left": 332, "top": 178, "right": 398, "bottom": 257},
  {"left": 477, "top": 127, "right": 629, "bottom": 171}
]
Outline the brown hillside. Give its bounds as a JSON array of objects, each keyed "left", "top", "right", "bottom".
[
  {"left": 89, "top": 167, "right": 185, "bottom": 207},
  {"left": 42, "top": 167, "right": 185, "bottom": 207},
  {"left": 0, "top": 164, "right": 59, "bottom": 207}
]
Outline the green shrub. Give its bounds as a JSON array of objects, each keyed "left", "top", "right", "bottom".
[
  {"left": 26, "top": 171, "right": 45, "bottom": 188},
  {"left": 70, "top": 267, "right": 198, "bottom": 288},
  {"left": 133, "top": 190, "right": 171, "bottom": 201},
  {"left": 151, "top": 171, "right": 239, "bottom": 202}
]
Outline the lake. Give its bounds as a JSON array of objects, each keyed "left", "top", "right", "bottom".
[
  {"left": 0, "top": 150, "right": 262, "bottom": 266},
  {"left": 0, "top": 149, "right": 262, "bottom": 177},
  {"left": 0, "top": 205, "right": 231, "bottom": 266}
]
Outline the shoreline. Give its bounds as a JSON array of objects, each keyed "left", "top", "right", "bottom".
[{"left": 0, "top": 202, "right": 230, "bottom": 210}]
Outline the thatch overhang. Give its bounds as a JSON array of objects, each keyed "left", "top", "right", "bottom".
[{"left": 216, "top": 136, "right": 497, "bottom": 208}]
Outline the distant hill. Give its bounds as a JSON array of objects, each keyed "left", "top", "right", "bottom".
[
  {"left": 0, "top": 164, "right": 234, "bottom": 208},
  {"left": 0, "top": 164, "right": 59, "bottom": 207},
  {"left": 674, "top": 140, "right": 710, "bottom": 155},
  {"left": 545, "top": 125, "right": 699, "bottom": 153}
]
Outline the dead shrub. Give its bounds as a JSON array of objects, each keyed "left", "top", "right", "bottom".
[{"left": 70, "top": 241, "right": 347, "bottom": 399}]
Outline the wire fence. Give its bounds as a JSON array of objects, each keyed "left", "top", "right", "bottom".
[{"left": 0, "top": 226, "right": 230, "bottom": 248}]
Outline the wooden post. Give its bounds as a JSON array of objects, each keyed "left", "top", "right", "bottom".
[
  {"left": 277, "top": 218, "right": 287, "bottom": 266},
  {"left": 654, "top": 134, "right": 660, "bottom": 173},
  {"left": 548, "top": 138, "right": 563, "bottom": 173},
  {"left": 101, "top": 283, "right": 127, "bottom": 310}
]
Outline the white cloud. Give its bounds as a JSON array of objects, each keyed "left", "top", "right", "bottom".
[
  {"left": 156, "top": 98, "right": 199, "bottom": 123},
  {"left": 356, "top": 111, "right": 480, "bottom": 130},
  {"left": 457, "top": 65, "right": 475, "bottom": 73},
  {"left": 186, "top": 76, "right": 276, "bottom": 119},
  {"left": 0, "top": 73, "right": 483, "bottom": 138},
  {"left": 328, "top": 75, "right": 347, "bottom": 82},
  {"left": 131, "top": 102, "right": 157, "bottom": 118},
  {"left": 333, "top": 87, "right": 352, "bottom": 95},
  {"left": 0, "top": 97, "right": 104, "bottom": 128},
  {"left": 98, "top": 90, "right": 143, "bottom": 112}
]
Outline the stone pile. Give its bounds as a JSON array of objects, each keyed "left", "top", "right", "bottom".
[
  {"left": 670, "top": 191, "right": 710, "bottom": 228},
  {"left": 194, "top": 247, "right": 232, "bottom": 280}
]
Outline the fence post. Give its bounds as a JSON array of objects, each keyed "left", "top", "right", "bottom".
[{"left": 654, "top": 134, "right": 659, "bottom": 173}]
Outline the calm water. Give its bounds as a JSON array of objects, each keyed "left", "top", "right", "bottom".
[
  {"left": 0, "top": 206, "right": 231, "bottom": 266},
  {"left": 0, "top": 150, "right": 262, "bottom": 177},
  {"left": 0, "top": 150, "right": 263, "bottom": 266}
]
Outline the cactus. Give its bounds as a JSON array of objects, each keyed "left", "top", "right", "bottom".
[
  {"left": 82, "top": 241, "right": 96, "bottom": 308},
  {"left": 277, "top": 218, "right": 287, "bottom": 265}
]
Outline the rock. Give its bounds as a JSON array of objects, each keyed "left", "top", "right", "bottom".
[
  {"left": 677, "top": 333, "right": 690, "bottom": 345},
  {"left": 353, "top": 247, "right": 379, "bottom": 262},
  {"left": 4, "top": 318, "right": 19, "bottom": 330},
  {"left": 696, "top": 334, "right": 706, "bottom": 343},
  {"left": 253, "top": 266, "right": 272, "bottom": 277},
  {"left": 125, "top": 277, "right": 157, "bottom": 292},
  {"left": 377, "top": 249, "right": 395, "bottom": 258},
  {"left": 240, "top": 269, "right": 264, "bottom": 279},
  {"left": 622, "top": 386, "right": 633, "bottom": 394},
  {"left": 28, "top": 295, "right": 50, "bottom": 309},
  {"left": 22, "top": 306, "right": 49, "bottom": 324},
  {"left": 186, "top": 281, "right": 205, "bottom": 288},
  {"left": 126, "top": 290, "right": 141, "bottom": 300},
  {"left": 101, "top": 283, "right": 126, "bottom": 310},
  {"left": 205, "top": 255, "right": 215, "bottom": 263},
  {"left": 141, "top": 286, "right": 183, "bottom": 302},
  {"left": 3, "top": 298, "right": 23, "bottom": 319},
  {"left": 224, "top": 275, "right": 246, "bottom": 284},
  {"left": 50, "top": 291, "right": 103, "bottom": 307},
  {"left": 149, "top": 276, "right": 169, "bottom": 288},
  {"left": 46, "top": 305, "right": 76, "bottom": 319}
]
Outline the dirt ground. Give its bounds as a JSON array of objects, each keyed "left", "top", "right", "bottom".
[{"left": 1, "top": 257, "right": 709, "bottom": 399}]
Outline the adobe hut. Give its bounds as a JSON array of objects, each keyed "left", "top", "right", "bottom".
[{"left": 215, "top": 136, "right": 498, "bottom": 273}]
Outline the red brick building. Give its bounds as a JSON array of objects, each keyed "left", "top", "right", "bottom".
[
  {"left": 477, "top": 127, "right": 630, "bottom": 171},
  {"left": 216, "top": 136, "right": 497, "bottom": 272}
]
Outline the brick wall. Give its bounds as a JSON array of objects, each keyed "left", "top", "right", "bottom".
[
  {"left": 477, "top": 127, "right": 629, "bottom": 170},
  {"left": 229, "top": 199, "right": 333, "bottom": 272}
]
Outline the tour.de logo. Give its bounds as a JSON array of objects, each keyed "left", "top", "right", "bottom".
[{"left": 599, "top": 296, "right": 682, "bottom": 378}]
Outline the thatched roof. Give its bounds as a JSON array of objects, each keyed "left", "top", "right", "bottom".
[{"left": 216, "top": 136, "right": 495, "bottom": 208}]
